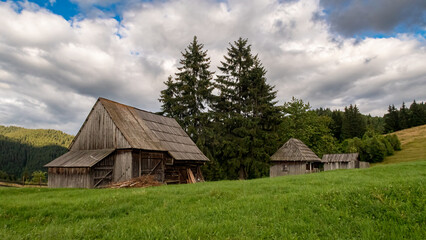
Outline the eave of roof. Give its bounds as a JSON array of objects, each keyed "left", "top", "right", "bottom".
[{"left": 44, "top": 149, "right": 115, "bottom": 168}]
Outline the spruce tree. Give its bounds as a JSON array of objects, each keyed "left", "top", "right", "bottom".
[
  {"left": 399, "top": 102, "right": 409, "bottom": 129},
  {"left": 331, "top": 110, "right": 343, "bottom": 140},
  {"left": 159, "top": 76, "right": 179, "bottom": 118},
  {"left": 159, "top": 36, "right": 214, "bottom": 143},
  {"left": 342, "top": 104, "right": 366, "bottom": 139},
  {"left": 211, "top": 38, "right": 280, "bottom": 180},
  {"left": 409, "top": 100, "right": 425, "bottom": 127},
  {"left": 384, "top": 105, "right": 399, "bottom": 132}
]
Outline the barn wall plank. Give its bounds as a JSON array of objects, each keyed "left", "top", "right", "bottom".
[
  {"left": 71, "top": 102, "right": 131, "bottom": 150},
  {"left": 113, "top": 151, "right": 132, "bottom": 182},
  {"left": 270, "top": 162, "right": 308, "bottom": 177}
]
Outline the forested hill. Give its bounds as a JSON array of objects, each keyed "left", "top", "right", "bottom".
[{"left": 0, "top": 125, "right": 74, "bottom": 179}]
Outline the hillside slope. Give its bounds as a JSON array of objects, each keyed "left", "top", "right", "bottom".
[
  {"left": 381, "top": 124, "right": 426, "bottom": 164},
  {"left": 0, "top": 125, "right": 74, "bottom": 178},
  {"left": 0, "top": 161, "right": 425, "bottom": 239}
]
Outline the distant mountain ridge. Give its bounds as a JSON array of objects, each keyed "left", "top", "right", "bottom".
[{"left": 0, "top": 125, "right": 74, "bottom": 178}]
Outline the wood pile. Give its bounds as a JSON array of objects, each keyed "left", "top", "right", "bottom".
[{"left": 108, "top": 175, "right": 163, "bottom": 188}]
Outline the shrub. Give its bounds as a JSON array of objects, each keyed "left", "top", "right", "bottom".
[
  {"left": 363, "top": 136, "right": 386, "bottom": 163},
  {"left": 379, "top": 136, "right": 394, "bottom": 156},
  {"left": 385, "top": 134, "right": 401, "bottom": 151}
]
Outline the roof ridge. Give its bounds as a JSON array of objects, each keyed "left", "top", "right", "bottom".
[
  {"left": 98, "top": 97, "right": 175, "bottom": 120},
  {"left": 271, "top": 138, "right": 320, "bottom": 162}
]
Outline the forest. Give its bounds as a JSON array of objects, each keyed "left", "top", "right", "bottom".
[
  {"left": 0, "top": 126, "right": 73, "bottom": 181},
  {"left": 159, "top": 36, "right": 424, "bottom": 180}
]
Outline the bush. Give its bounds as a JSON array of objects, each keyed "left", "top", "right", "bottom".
[
  {"left": 341, "top": 137, "right": 363, "bottom": 153},
  {"left": 385, "top": 134, "right": 401, "bottom": 151},
  {"left": 29, "top": 171, "right": 47, "bottom": 184},
  {"left": 379, "top": 136, "right": 394, "bottom": 156},
  {"left": 363, "top": 136, "right": 386, "bottom": 163}
]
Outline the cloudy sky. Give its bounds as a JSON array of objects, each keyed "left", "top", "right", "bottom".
[{"left": 0, "top": 0, "right": 425, "bottom": 135}]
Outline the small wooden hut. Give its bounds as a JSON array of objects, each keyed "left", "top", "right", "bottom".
[
  {"left": 45, "top": 97, "right": 209, "bottom": 188},
  {"left": 270, "top": 138, "right": 321, "bottom": 177},
  {"left": 322, "top": 153, "right": 369, "bottom": 171}
]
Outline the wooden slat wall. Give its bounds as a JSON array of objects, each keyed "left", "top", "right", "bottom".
[
  {"left": 93, "top": 154, "right": 115, "bottom": 187},
  {"left": 359, "top": 161, "right": 370, "bottom": 168},
  {"left": 324, "top": 161, "right": 358, "bottom": 171},
  {"left": 270, "top": 162, "right": 308, "bottom": 177},
  {"left": 113, "top": 150, "right": 132, "bottom": 182},
  {"left": 47, "top": 167, "right": 92, "bottom": 188},
  {"left": 71, "top": 102, "right": 131, "bottom": 150}
]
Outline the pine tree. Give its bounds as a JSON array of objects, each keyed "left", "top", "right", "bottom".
[
  {"left": 330, "top": 110, "right": 343, "bottom": 140},
  {"left": 399, "top": 102, "right": 409, "bottom": 129},
  {"left": 159, "top": 76, "right": 179, "bottom": 118},
  {"left": 409, "top": 100, "right": 425, "bottom": 127},
  {"left": 159, "top": 36, "right": 214, "bottom": 143},
  {"left": 210, "top": 38, "right": 280, "bottom": 180},
  {"left": 342, "top": 104, "right": 366, "bottom": 139},
  {"left": 384, "top": 104, "right": 399, "bottom": 132}
]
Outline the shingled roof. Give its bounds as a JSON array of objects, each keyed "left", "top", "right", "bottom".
[
  {"left": 270, "top": 138, "right": 321, "bottom": 162},
  {"left": 322, "top": 153, "right": 359, "bottom": 163},
  {"left": 45, "top": 149, "right": 115, "bottom": 167},
  {"left": 70, "top": 97, "right": 209, "bottom": 162}
]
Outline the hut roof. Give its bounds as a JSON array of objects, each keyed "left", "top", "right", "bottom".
[
  {"left": 69, "top": 97, "right": 209, "bottom": 162},
  {"left": 270, "top": 138, "right": 321, "bottom": 162},
  {"left": 322, "top": 153, "right": 359, "bottom": 163},
  {"left": 45, "top": 149, "right": 115, "bottom": 167}
]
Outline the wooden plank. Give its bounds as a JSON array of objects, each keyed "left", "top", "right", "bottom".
[
  {"left": 187, "top": 168, "right": 196, "bottom": 184},
  {"left": 197, "top": 166, "right": 204, "bottom": 182},
  {"left": 94, "top": 170, "right": 112, "bottom": 188},
  {"left": 148, "top": 160, "right": 162, "bottom": 175}
]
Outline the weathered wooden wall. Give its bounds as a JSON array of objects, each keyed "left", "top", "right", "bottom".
[
  {"left": 93, "top": 154, "right": 115, "bottom": 188},
  {"left": 270, "top": 162, "right": 308, "bottom": 177},
  {"left": 48, "top": 167, "right": 92, "bottom": 188},
  {"left": 113, "top": 150, "right": 133, "bottom": 182},
  {"left": 71, "top": 102, "right": 131, "bottom": 150},
  {"left": 359, "top": 161, "right": 370, "bottom": 168},
  {"left": 324, "top": 161, "right": 357, "bottom": 171}
]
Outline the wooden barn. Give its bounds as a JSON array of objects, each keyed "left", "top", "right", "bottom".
[
  {"left": 322, "top": 153, "right": 370, "bottom": 171},
  {"left": 45, "top": 97, "right": 209, "bottom": 188},
  {"left": 270, "top": 138, "right": 321, "bottom": 177}
]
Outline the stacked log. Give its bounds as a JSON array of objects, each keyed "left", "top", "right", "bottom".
[{"left": 109, "top": 175, "right": 162, "bottom": 188}]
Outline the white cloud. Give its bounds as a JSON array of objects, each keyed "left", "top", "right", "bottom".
[{"left": 0, "top": 0, "right": 425, "bottom": 135}]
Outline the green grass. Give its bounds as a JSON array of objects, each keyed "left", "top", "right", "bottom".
[
  {"left": 1, "top": 161, "right": 425, "bottom": 239},
  {"left": 381, "top": 124, "right": 426, "bottom": 165}
]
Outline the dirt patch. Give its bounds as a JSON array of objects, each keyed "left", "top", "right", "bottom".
[{"left": 109, "top": 175, "right": 163, "bottom": 189}]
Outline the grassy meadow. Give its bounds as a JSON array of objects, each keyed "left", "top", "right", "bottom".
[
  {"left": 1, "top": 160, "right": 425, "bottom": 239},
  {"left": 380, "top": 124, "right": 426, "bottom": 165}
]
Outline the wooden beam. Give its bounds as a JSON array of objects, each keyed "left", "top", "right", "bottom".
[
  {"left": 148, "top": 160, "right": 162, "bottom": 175},
  {"left": 187, "top": 168, "right": 196, "bottom": 184},
  {"left": 197, "top": 166, "right": 204, "bottom": 182},
  {"left": 94, "top": 170, "right": 112, "bottom": 188}
]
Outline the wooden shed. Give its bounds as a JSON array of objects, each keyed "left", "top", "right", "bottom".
[
  {"left": 270, "top": 138, "right": 321, "bottom": 177},
  {"left": 45, "top": 97, "right": 209, "bottom": 188},
  {"left": 322, "top": 153, "right": 370, "bottom": 171}
]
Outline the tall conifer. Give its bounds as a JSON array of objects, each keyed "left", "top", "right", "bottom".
[
  {"left": 342, "top": 104, "right": 366, "bottom": 139},
  {"left": 159, "top": 36, "right": 213, "bottom": 143},
  {"left": 211, "top": 38, "right": 280, "bottom": 179}
]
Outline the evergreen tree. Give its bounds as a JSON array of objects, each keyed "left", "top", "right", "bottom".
[
  {"left": 159, "top": 76, "right": 180, "bottom": 118},
  {"left": 399, "top": 102, "right": 409, "bottom": 129},
  {"left": 341, "top": 104, "right": 366, "bottom": 139},
  {"left": 159, "top": 36, "right": 214, "bottom": 143},
  {"left": 409, "top": 100, "right": 425, "bottom": 127},
  {"left": 330, "top": 110, "right": 343, "bottom": 140},
  {"left": 384, "top": 105, "right": 399, "bottom": 132},
  {"left": 210, "top": 38, "right": 280, "bottom": 180}
]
